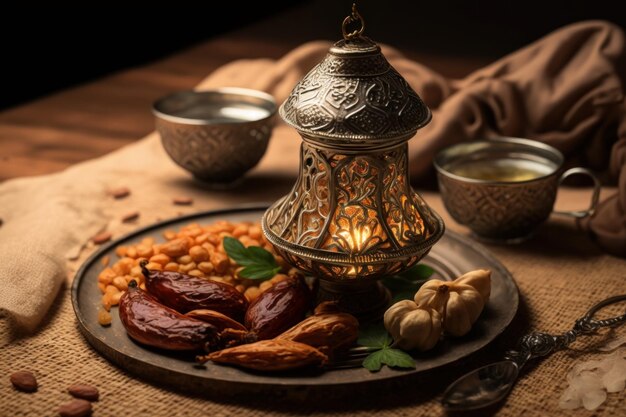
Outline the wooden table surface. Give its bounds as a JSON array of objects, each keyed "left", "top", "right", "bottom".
[{"left": 0, "top": 12, "right": 490, "bottom": 182}]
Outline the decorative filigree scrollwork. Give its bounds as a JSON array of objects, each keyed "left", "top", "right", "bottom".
[{"left": 264, "top": 141, "right": 442, "bottom": 280}]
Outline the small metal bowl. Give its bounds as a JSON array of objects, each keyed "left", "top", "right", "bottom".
[{"left": 153, "top": 88, "right": 276, "bottom": 186}]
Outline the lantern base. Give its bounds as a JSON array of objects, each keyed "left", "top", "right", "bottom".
[{"left": 316, "top": 278, "right": 391, "bottom": 322}]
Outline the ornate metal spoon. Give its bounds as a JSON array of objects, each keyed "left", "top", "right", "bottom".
[{"left": 441, "top": 294, "right": 626, "bottom": 411}]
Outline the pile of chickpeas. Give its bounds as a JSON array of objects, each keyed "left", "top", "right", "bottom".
[{"left": 96, "top": 220, "right": 294, "bottom": 324}]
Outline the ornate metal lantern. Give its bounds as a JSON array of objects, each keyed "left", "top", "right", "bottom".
[{"left": 262, "top": 5, "right": 444, "bottom": 318}]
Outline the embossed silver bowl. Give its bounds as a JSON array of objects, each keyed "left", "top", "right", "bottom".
[
  {"left": 153, "top": 88, "right": 276, "bottom": 186},
  {"left": 434, "top": 137, "right": 600, "bottom": 243}
]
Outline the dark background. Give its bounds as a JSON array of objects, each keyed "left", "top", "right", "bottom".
[{"left": 2, "top": 0, "right": 624, "bottom": 110}]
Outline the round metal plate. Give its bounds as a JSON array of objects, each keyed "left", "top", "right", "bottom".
[{"left": 71, "top": 204, "right": 518, "bottom": 399}]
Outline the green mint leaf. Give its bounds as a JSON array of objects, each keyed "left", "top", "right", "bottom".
[
  {"left": 223, "top": 236, "right": 280, "bottom": 281},
  {"left": 362, "top": 350, "right": 385, "bottom": 372},
  {"left": 246, "top": 246, "right": 278, "bottom": 266},
  {"left": 239, "top": 265, "right": 281, "bottom": 280},
  {"left": 362, "top": 347, "right": 416, "bottom": 372},
  {"left": 223, "top": 237, "right": 250, "bottom": 265},
  {"left": 379, "top": 348, "right": 416, "bottom": 370},
  {"left": 358, "top": 324, "right": 392, "bottom": 349},
  {"left": 399, "top": 264, "right": 435, "bottom": 280}
]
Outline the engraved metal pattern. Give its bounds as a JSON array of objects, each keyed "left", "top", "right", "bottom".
[
  {"left": 263, "top": 142, "right": 444, "bottom": 281},
  {"left": 437, "top": 173, "right": 558, "bottom": 240},
  {"left": 263, "top": 29, "right": 441, "bottom": 284},
  {"left": 316, "top": 51, "right": 389, "bottom": 76},
  {"left": 504, "top": 294, "right": 626, "bottom": 368},
  {"left": 156, "top": 119, "right": 271, "bottom": 184},
  {"left": 280, "top": 40, "right": 431, "bottom": 143}
]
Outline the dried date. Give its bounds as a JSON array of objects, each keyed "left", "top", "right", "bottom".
[
  {"left": 141, "top": 261, "right": 248, "bottom": 322},
  {"left": 244, "top": 275, "right": 311, "bottom": 340},
  {"left": 119, "top": 280, "right": 219, "bottom": 351}
]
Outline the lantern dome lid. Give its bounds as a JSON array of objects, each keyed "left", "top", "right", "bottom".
[{"left": 279, "top": 8, "right": 431, "bottom": 145}]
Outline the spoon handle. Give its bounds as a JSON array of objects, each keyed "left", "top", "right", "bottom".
[{"left": 504, "top": 294, "right": 626, "bottom": 368}]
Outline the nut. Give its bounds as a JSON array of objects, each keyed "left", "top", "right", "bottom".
[
  {"left": 121, "top": 211, "right": 140, "bottom": 223},
  {"left": 172, "top": 196, "right": 193, "bottom": 205},
  {"left": 98, "top": 309, "right": 112, "bottom": 326},
  {"left": 10, "top": 371, "right": 38, "bottom": 392},
  {"left": 203, "top": 339, "right": 327, "bottom": 371},
  {"left": 109, "top": 186, "right": 130, "bottom": 199},
  {"left": 160, "top": 238, "right": 189, "bottom": 258},
  {"left": 68, "top": 384, "right": 100, "bottom": 401},
  {"left": 91, "top": 232, "right": 112, "bottom": 245},
  {"left": 58, "top": 399, "right": 92, "bottom": 417}
]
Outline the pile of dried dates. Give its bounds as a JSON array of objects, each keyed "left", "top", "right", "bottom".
[{"left": 118, "top": 261, "right": 359, "bottom": 371}]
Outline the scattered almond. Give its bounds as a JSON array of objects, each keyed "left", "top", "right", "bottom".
[
  {"left": 109, "top": 186, "right": 130, "bottom": 199},
  {"left": 91, "top": 232, "right": 112, "bottom": 245},
  {"left": 121, "top": 211, "right": 140, "bottom": 223},
  {"left": 58, "top": 399, "right": 92, "bottom": 417},
  {"left": 9, "top": 371, "right": 38, "bottom": 392},
  {"left": 172, "top": 196, "right": 193, "bottom": 205},
  {"left": 68, "top": 384, "right": 99, "bottom": 401}
]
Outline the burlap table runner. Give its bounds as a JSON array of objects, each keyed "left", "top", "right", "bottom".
[{"left": 2, "top": 24, "right": 626, "bottom": 415}]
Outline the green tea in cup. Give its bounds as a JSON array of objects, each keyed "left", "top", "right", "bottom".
[
  {"left": 434, "top": 138, "right": 600, "bottom": 243},
  {"left": 446, "top": 157, "right": 555, "bottom": 183}
]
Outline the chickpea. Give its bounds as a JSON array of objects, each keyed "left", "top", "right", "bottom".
[
  {"left": 189, "top": 245, "right": 209, "bottom": 263},
  {"left": 101, "top": 294, "right": 112, "bottom": 311},
  {"left": 112, "top": 276, "right": 128, "bottom": 291},
  {"left": 145, "top": 262, "right": 163, "bottom": 271},
  {"left": 244, "top": 286, "right": 261, "bottom": 302},
  {"left": 149, "top": 253, "right": 171, "bottom": 266},
  {"left": 232, "top": 224, "right": 249, "bottom": 238},
  {"left": 164, "top": 262, "right": 179, "bottom": 272},
  {"left": 130, "top": 265, "right": 143, "bottom": 278},
  {"left": 125, "top": 247, "right": 138, "bottom": 259},
  {"left": 211, "top": 253, "right": 230, "bottom": 274},
  {"left": 248, "top": 225, "right": 262, "bottom": 240},
  {"left": 197, "top": 262, "right": 214, "bottom": 274},
  {"left": 176, "top": 255, "right": 192, "bottom": 265},
  {"left": 115, "top": 246, "right": 127, "bottom": 257},
  {"left": 259, "top": 280, "right": 273, "bottom": 292},
  {"left": 195, "top": 233, "right": 210, "bottom": 245},
  {"left": 98, "top": 268, "right": 115, "bottom": 285},
  {"left": 113, "top": 257, "right": 134, "bottom": 275},
  {"left": 187, "top": 269, "right": 204, "bottom": 277},
  {"left": 136, "top": 244, "right": 154, "bottom": 259},
  {"left": 270, "top": 274, "right": 288, "bottom": 284},
  {"left": 110, "top": 291, "right": 124, "bottom": 306},
  {"left": 180, "top": 262, "right": 197, "bottom": 273},
  {"left": 98, "top": 308, "right": 112, "bottom": 326}
]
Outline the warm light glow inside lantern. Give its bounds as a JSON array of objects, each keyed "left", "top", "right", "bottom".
[{"left": 262, "top": 4, "right": 444, "bottom": 317}]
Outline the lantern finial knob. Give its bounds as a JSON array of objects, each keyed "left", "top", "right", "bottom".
[{"left": 342, "top": 3, "right": 365, "bottom": 40}]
